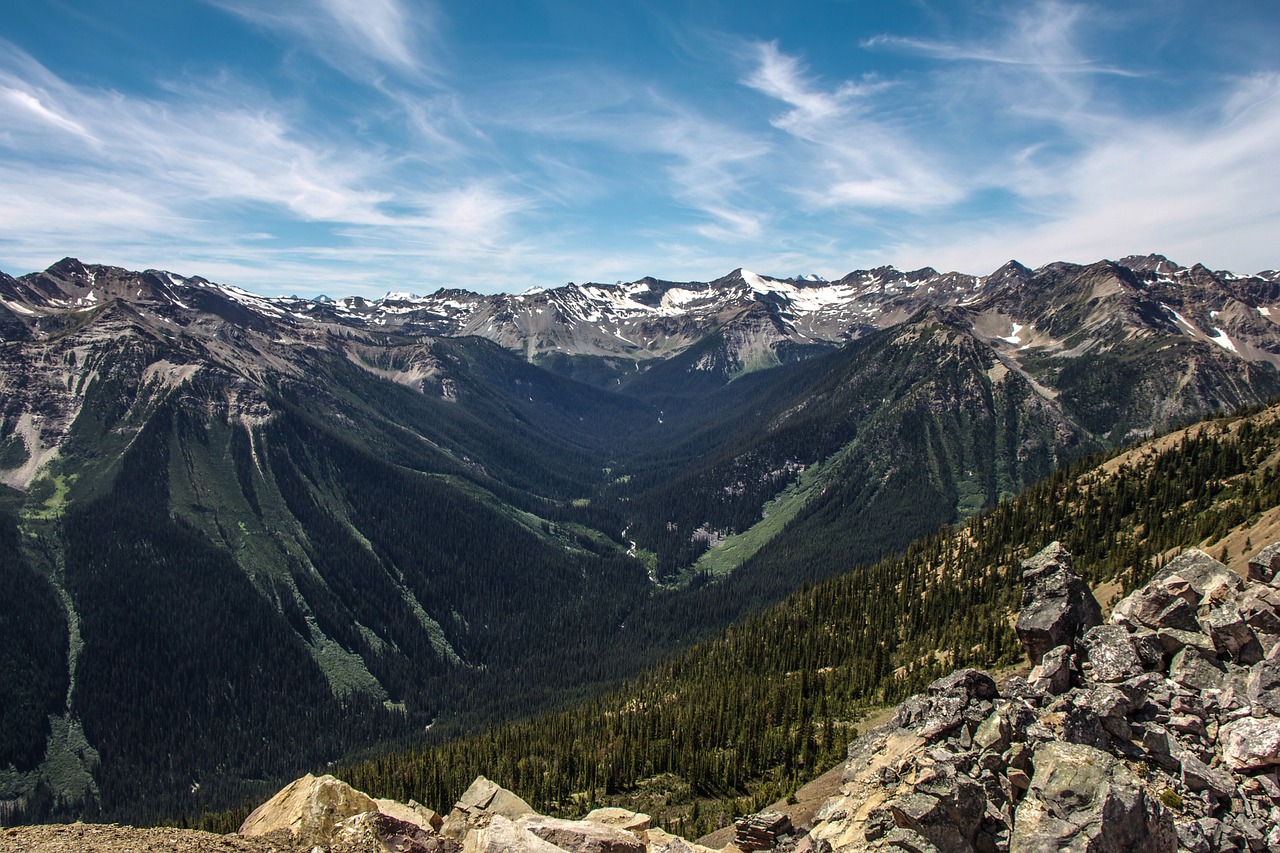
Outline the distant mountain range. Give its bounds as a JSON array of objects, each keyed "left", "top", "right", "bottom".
[{"left": 0, "top": 252, "right": 1277, "bottom": 823}]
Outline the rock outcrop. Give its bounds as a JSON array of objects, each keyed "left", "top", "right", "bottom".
[
  {"left": 235, "top": 774, "right": 710, "bottom": 853},
  {"left": 239, "top": 773, "right": 379, "bottom": 848},
  {"left": 801, "top": 543, "right": 1280, "bottom": 853}
]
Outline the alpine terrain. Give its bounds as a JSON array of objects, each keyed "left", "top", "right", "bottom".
[{"left": 0, "top": 253, "right": 1278, "bottom": 824}]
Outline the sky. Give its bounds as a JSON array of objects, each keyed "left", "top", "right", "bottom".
[{"left": 1, "top": 1, "right": 1277, "bottom": 297}]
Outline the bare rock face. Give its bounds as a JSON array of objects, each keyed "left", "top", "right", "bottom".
[
  {"left": 802, "top": 542, "right": 1280, "bottom": 853},
  {"left": 1010, "top": 742, "right": 1175, "bottom": 853},
  {"left": 1015, "top": 543, "right": 1102, "bottom": 663},
  {"left": 238, "top": 772, "right": 377, "bottom": 848},
  {"left": 331, "top": 811, "right": 459, "bottom": 853},
  {"left": 461, "top": 814, "right": 564, "bottom": 853},
  {"left": 515, "top": 815, "right": 646, "bottom": 853}
]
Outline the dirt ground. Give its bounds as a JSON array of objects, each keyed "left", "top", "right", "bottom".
[{"left": 0, "top": 823, "right": 304, "bottom": 853}]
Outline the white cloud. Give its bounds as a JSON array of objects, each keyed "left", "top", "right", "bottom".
[
  {"left": 741, "top": 41, "right": 963, "bottom": 212},
  {"left": 880, "top": 71, "right": 1280, "bottom": 275},
  {"left": 206, "top": 0, "right": 438, "bottom": 79}
]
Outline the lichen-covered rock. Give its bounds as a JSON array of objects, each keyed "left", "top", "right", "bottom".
[
  {"left": 238, "top": 773, "right": 378, "bottom": 848},
  {"left": 1167, "top": 645, "right": 1225, "bottom": 691},
  {"left": 1199, "top": 600, "right": 1263, "bottom": 664},
  {"left": 1247, "top": 541, "right": 1280, "bottom": 583},
  {"left": 892, "top": 669, "right": 997, "bottom": 740},
  {"left": 1080, "top": 624, "right": 1145, "bottom": 682},
  {"left": 1218, "top": 716, "right": 1280, "bottom": 771},
  {"left": 1015, "top": 543, "right": 1103, "bottom": 663},
  {"left": 1010, "top": 742, "right": 1175, "bottom": 852},
  {"left": 1248, "top": 646, "right": 1280, "bottom": 713}
]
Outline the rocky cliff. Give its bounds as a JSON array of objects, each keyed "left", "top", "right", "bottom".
[{"left": 799, "top": 542, "right": 1280, "bottom": 853}]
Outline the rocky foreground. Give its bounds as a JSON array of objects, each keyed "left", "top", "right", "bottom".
[{"left": 5, "top": 542, "right": 1280, "bottom": 853}]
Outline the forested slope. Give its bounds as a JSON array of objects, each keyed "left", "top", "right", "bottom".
[{"left": 326, "top": 403, "right": 1280, "bottom": 840}]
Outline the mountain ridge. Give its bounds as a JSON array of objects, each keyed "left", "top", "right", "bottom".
[{"left": 1, "top": 252, "right": 1278, "bottom": 825}]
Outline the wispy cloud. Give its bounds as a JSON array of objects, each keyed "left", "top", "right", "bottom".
[
  {"left": 0, "top": 40, "right": 536, "bottom": 294},
  {"left": 206, "top": 0, "right": 439, "bottom": 79},
  {"left": 742, "top": 41, "right": 962, "bottom": 212}
]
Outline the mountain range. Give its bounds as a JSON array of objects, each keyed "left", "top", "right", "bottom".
[{"left": 0, "top": 252, "right": 1277, "bottom": 822}]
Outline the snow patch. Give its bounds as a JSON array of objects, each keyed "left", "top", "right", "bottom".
[
  {"left": 1, "top": 299, "right": 35, "bottom": 315},
  {"left": 1161, "top": 303, "right": 1198, "bottom": 333},
  {"left": 1208, "top": 328, "right": 1238, "bottom": 353},
  {"left": 1259, "top": 305, "right": 1273, "bottom": 317},
  {"left": 998, "top": 322, "right": 1023, "bottom": 345}
]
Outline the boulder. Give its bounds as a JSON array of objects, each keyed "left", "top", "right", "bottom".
[
  {"left": 442, "top": 776, "right": 535, "bottom": 839},
  {"left": 583, "top": 808, "right": 651, "bottom": 832},
  {"left": 1015, "top": 544, "right": 1102, "bottom": 663},
  {"left": 1112, "top": 583, "right": 1200, "bottom": 633},
  {"left": 893, "top": 669, "right": 997, "bottom": 740},
  {"left": 1200, "top": 601, "right": 1263, "bottom": 663},
  {"left": 1149, "top": 549, "right": 1241, "bottom": 599},
  {"left": 331, "top": 811, "right": 458, "bottom": 853},
  {"left": 1219, "top": 716, "right": 1280, "bottom": 771},
  {"left": 644, "top": 826, "right": 722, "bottom": 853},
  {"left": 905, "top": 759, "right": 986, "bottom": 845},
  {"left": 1080, "top": 625, "right": 1144, "bottom": 683},
  {"left": 1028, "top": 645, "right": 1073, "bottom": 695},
  {"left": 1010, "top": 742, "right": 1175, "bottom": 852},
  {"left": 239, "top": 773, "right": 378, "bottom": 848},
  {"left": 377, "top": 798, "right": 444, "bottom": 833},
  {"left": 516, "top": 815, "right": 645, "bottom": 853},
  {"left": 1247, "top": 541, "right": 1280, "bottom": 583},
  {"left": 462, "top": 814, "right": 564, "bottom": 853},
  {"left": 1167, "top": 646, "right": 1225, "bottom": 691},
  {"left": 1247, "top": 648, "right": 1280, "bottom": 714}
]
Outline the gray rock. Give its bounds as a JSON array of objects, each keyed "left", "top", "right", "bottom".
[
  {"left": 1081, "top": 624, "right": 1145, "bottom": 683},
  {"left": 1016, "top": 544, "right": 1102, "bottom": 663},
  {"left": 894, "top": 669, "right": 998, "bottom": 740},
  {"left": 1247, "top": 541, "right": 1280, "bottom": 583},
  {"left": 1150, "top": 549, "right": 1241, "bottom": 598},
  {"left": 1081, "top": 685, "right": 1135, "bottom": 741},
  {"left": 886, "top": 765, "right": 985, "bottom": 853},
  {"left": 1001, "top": 676, "right": 1045, "bottom": 703},
  {"left": 1028, "top": 645, "right": 1073, "bottom": 695},
  {"left": 1175, "top": 819, "right": 1212, "bottom": 853},
  {"left": 1010, "top": 742, "right": 1175, "bottom": 852},
  {"left": 1219, "top": 716, "right": 1280, "bottom": 771},
  {"left": 1248, "top": 651, "right": 1280, "bottom": 714},
  {"left": 1154, "top": 626, "right": 1214, "bottom": 657},
  {"left": 1201, "top": 601, "right": 1264, "bottom": 664},
  {"left": 1116, "top": 582, "right": 1201, "bottom": 632},
  {"left": 1174, "top": 748, "right": 1236, "bottom": 799},
  {"left": 1168, "top": 646, "right": 1226, "bottom": 691},
  {"left": 973, "top": 709, "right": 1012, "bottom": 754},
  {"left": 1238, "top": 586, "right": 1280, "bottom": 635}
]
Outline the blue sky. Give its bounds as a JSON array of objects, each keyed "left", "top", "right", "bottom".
[{"left": 1, "top": 1, "right": 1277, "bottom": 297}]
